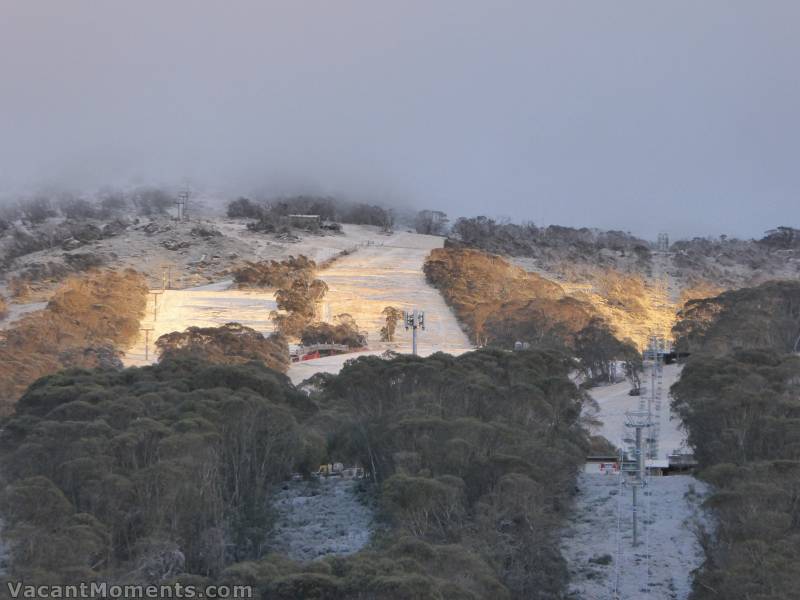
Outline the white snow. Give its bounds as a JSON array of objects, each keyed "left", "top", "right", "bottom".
[
  {"left": 270, "top": 479, "right": 375, "bottom": 561},
  {"left": 584, "top": 363, "right": 690, "bottom": 462},
  {"left": 286, "top": 229, "right": 473, "bottom": 382},
  {"left": 561, "top": 473, "right": 709, "bottom": 600},
  {"left": 122, "top": 287, "right": 279, "bottom": 365},
  {"left": 123, "top": 227, "right": 474, "bottom": 377},
  {"left": 561, "top": 365, "right": 709, "bottom": 599}
]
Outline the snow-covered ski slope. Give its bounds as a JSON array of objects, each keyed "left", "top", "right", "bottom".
[
  {"left": 562, "top": 473, "right": 709, "bottom": 600},
  {"left": 290, "top": 230, "right": 473, "bottom": 382},
  {"left": 124, "top": 227, "right": 473, "bottom": 378},
  {"left": 585, "top": 363, "right": 688, "bottom": 462}
]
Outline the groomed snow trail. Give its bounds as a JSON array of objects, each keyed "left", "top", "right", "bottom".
[
  {"left": 123, "top": 227, "right": 473, "bottom": 378},
  {"left": 123, "top": 286, "right": 279, "bottom": 365},
  {"left": 288, "top": 230, "right": 473, "bottom": 383}
]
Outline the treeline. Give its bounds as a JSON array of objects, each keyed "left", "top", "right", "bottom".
[
  {"left": 449, "top": 216, "right": 652, "bottom": 266},
  {"left": 668, "top": 227, "right": 800, "bottom": 286},
  {"left": 0, "top": 348, "right": 591, "bottom": 599},
  {"left": 669, "top": 277, "right": 800, "bottom": 599},
  {"left": 227, "top": 195, "right": 394, "bottom": 230},
  {"left": 0, "top": 187, "right": 176, "bottom": 228},
  {"left": 424, "top": 246, "right": 639, "bottom": 383},
  {"left": 0, "top": 269, "right": 148, "bottom": 413},
  {"left": 671, "top": 350, "right": 800, "bottom": 599},
  {"left": 673, "top": 280, "right": 800, "bottom": 354}
]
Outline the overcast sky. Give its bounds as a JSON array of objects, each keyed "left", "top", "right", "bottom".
[{"left": 1, "top": 1, "right": 797, "bottom": 238}]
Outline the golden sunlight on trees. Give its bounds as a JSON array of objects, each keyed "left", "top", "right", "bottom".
[
  {"left": 155, "top": 323, "right": 290, "bottom": 372},
  {"left": 0, "top": 269, "right": 148, "bottom": 412},
  {"left": 380, "top": 306, "right": 402, "bottom": 342}
]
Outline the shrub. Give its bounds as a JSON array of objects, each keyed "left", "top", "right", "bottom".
[
  {"left": 227, "top": 197, "right": 264, "bottom": 219},
  {"left": 300, "top": 314, "right": 366, "bottom": 348},
  {"left": 233, "top": 256, "right": 316, "bottom": 289},
  {"left": 20, "top": 197, "right": 57, "bottom": 223},
  {"left": 59, "top": 197, "right": 99, "bottom": 220},
  {"left": 132, "top": 187, "right": 173, "bottom": 216},
  {"left": 156, "top": 323, "right": 290, "bottom": 372}
]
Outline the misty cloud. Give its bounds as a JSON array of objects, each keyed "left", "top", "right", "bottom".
[{"left": 1, "top": 1, "right": 798, "bottom": 238}]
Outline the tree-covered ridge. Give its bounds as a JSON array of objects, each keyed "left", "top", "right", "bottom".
[
  {"left": 0, "top": 349, "right": 590, "bottom": 599},
  {"left": 424, "top": 246, "right": 640, "bottom": 384},
  {"left": 0, "top": 269, "right": 148, "bottom": 412},
  {"left": 670, "top": 350, "right": 800, "bottom": 599},
  {"left": 672, "top": 280, "right": 800, "bottom": 354},
  {"left": 423, "top": 246, "right": 591, "bottom": 346},
  {"left": 449, "top": 216, "right": 652, "bottom": 269}
]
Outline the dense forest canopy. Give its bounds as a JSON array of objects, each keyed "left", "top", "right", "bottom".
[
  {"left": 0, "top": 357, "right": 314, "bottom": 582},
  {"left": 671, "top": 350, "right": 800, "bottom": 600},
  {"left": 0, "top": 348, "right": 590, "bottom": 599},
  {"left": 672, "top": 280, "right": 800, "bottom": 354}
]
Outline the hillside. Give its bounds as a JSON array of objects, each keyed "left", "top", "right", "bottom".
[{"left": 449, "top": 217, "right": 800, "bottom": 349}]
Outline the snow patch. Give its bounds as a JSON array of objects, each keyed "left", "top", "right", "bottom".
[
  {"left": 269, "top": 479, "right": 375, "bottom": 562},
  {"left": 561, "top": 473, "right": 709, "bottom": 600}
]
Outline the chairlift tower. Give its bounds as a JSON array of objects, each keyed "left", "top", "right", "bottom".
[
  {"left": 176, "top": 188, "right": 189, "bottom": 221},
  {"left": 644, "top": 335, "right": 664, "bottom": 460},
  {"left": 624, "top": 410, "right": 653, "bottom": 547},
  {"left": 403, "top": 310, "right": 425, "bottom": 356}
]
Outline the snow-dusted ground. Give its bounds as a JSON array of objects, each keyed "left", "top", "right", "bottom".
[
  {"left": 585, "top": 363, "right": 690, "bottom": 462},
  {"left": 561, "top": 473, "right": 709, "bottom": 600},
  {"left": 561, "top": 366, "right": 709, "bottom": 599},
  {"left": 122, "top": 286, "right": 279, "bottom": 365},
  {"left": 0, "top": 300, "right": 47, "bottom": 330},
  {"left": 269, "top": 479, "right": 375, "bottom": 561},
  {"left": 123, "top": 227, "right": 473, "bottom": 378}
]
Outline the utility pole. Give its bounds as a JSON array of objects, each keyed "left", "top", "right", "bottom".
[
  {"left": 161, "top": 264, "right": 172, "bottom": 290},
  {"left": 150, "top": 290, "right": 164, "bottom": 321},
  {"left": 403, "top": 309, "right": 425, "bottom": 356},
  {"left": 140, "top": 327, "right": 154, "bottom": 361}
]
